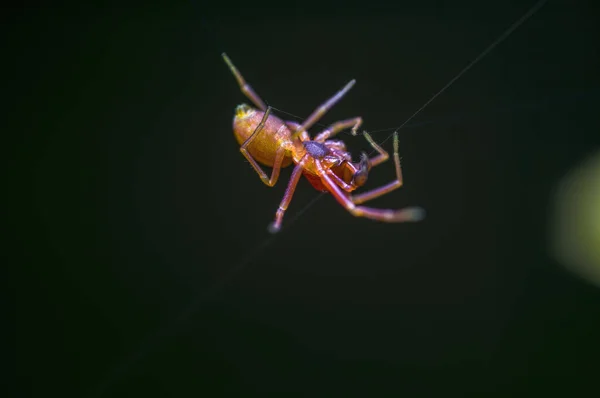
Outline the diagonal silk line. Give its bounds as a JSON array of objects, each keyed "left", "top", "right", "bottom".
[{"left": 375, "top": 0, "right": 550, "bottom": 149}]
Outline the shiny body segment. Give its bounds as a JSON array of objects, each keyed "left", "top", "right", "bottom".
[{"left": 233, "top": 104, "right": 297, "bottom": 168}]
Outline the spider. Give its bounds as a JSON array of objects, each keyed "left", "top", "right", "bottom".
[{"left": 222, "top": 53, "right": 425, "bottom": 233}]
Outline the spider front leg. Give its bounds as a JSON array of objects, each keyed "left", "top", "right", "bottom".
[
  {"left": 315, "top": 159, "right": 424, "bottom": 223},
  {"left": 222, "top": 53, "right": 267, "bottom": 111},
  {"left": 352, "top": 131, "right": 404, "bottom": 205},
  {"left": 240, "top": 107, "right": 286, "bottom": 187},
  {"left": 362, "top": 130, "right": 391, "bottom": 167},
  {"left": 268, "top": 156, "right": 308, "bottom": 233},
  {"left": 314, "top": 117, "right": 363, "bottom": 142}
]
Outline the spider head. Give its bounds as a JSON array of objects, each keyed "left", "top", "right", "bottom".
[{"left": 235, "top": 103, "right": 255, "bottom": 119}]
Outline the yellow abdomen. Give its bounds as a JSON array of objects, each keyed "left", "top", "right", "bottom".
[{"left": 232, "top": 104, "right": 294, "bottom": 167}]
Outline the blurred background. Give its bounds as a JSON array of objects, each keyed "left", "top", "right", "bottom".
[{"left": 11, "top": 1, "right": 600, "bottom": 396}]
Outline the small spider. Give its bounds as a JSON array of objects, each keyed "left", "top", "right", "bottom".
[{"left": 222, "top": 53, "right": 425, "bottom": 233}]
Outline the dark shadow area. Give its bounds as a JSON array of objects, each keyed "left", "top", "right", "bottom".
[{"left": 11, "top": 1, "right": 600, "bottom": 396}]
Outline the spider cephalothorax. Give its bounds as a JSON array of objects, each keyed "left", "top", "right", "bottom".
[{"left": 303, "top": 141, "right": 329, "bottom": 159}]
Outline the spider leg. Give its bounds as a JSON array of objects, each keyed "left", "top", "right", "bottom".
[
  {"left": 362, "top": 131, "right": 391, "bottom": 167},
  {"left": 326, "top": 169, "right": 354, "bottom": 192},
  {"left": 240, "top": 107, "right": 286, "bottom": 187},
  {"left": 314, "top": 117, "right": 363, "bottom": 142},
  {"left": 351, "top": 131, "right": 404, "bottom": 205},
  {"left": 325, "top": 141, "right": 348, "bottom": 151},
  {"left": 291, "top": 80, "right": 356, "bottom": 140},
  {"left": 268, "top": 157, "right": 308, "bottom": 233},
  {"left": 285, "top": 121, "right": 311, "bottom": 142},
  {"left": 315, "top": 159, "right": 424, "bottom": 223},
  {"left": 222, "top": 53, "right": 268, "bottom": 111}
]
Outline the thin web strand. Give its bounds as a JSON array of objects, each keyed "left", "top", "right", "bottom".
[
  {"left": 272, "top": 87, "right": 596, "bottom": 137},
  {"left": 86, "top": 194, "right": 324, "bottom": 398},
  {"left": 373, "top": 0, "right": 549, "bottom": 148}
]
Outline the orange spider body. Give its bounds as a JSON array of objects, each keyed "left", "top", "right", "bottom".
[
  {"left": 232, "top": 105, "right": 297, "bottom": 168},
  {"left": 223, "top": 53, "right": 425, "bottom": 232}
]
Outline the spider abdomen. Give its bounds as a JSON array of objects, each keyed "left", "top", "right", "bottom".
[{"left": 232, "top": 104, "right": 294, "bottom": 168}]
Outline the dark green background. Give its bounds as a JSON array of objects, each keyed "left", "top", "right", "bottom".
[{"left": 12, "top": 1, "right": 600, "bottom": 396}]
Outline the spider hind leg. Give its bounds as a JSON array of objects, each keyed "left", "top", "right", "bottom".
[
  {"left": 222, "top": 53, "right": 267, "bottom": 111},
  {"left": 267, "top": 158, "right": 308, "bottom": 233},
  {"left": 239, "top": 107, "right": 286, "bottom": 187}
]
